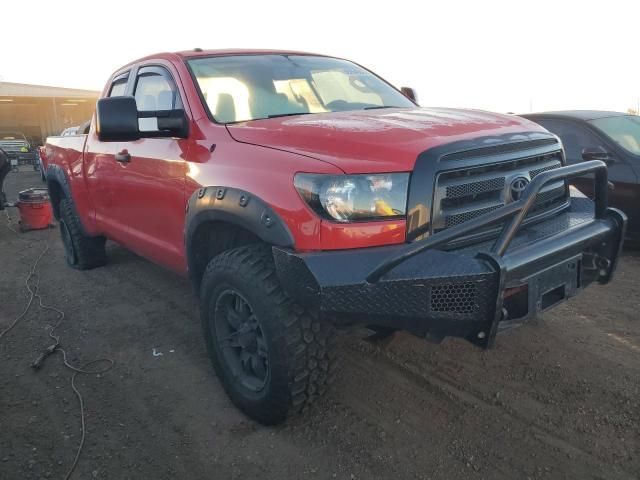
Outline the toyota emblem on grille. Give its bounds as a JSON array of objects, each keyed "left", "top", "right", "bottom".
[{"left": 509, "top": 176, "right": 530, "bottom": 201}]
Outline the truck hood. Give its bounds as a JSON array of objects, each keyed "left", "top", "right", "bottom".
[{"left": 225, "top": 107, "right": 548, "bottom": 173}]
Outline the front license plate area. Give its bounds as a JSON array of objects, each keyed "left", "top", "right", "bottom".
[{"left": 525, "top": 254, "right": 581, "bottom": 314}]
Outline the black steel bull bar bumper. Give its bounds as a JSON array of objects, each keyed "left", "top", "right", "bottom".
[{"left": 274, "top": 161, "right": 627, "bottom": 348}]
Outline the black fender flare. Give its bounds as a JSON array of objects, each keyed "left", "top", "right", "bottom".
[
  {"left": 45, "top": 164, "right": 91, "bottom": 235},
  {"left": 46, "top": 164, "right": 73, "bottom": 220},
  {"left": 185, "top": 186, "right": 295, "bottom": 287}
]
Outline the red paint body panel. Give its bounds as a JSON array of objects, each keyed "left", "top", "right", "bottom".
[
  {"left": 45, "top": 135, "right": 96, "bottom": 232},
  {"left": 320, "top": 219, "right": 406, "bottom": 250},
  {"left": 113, "top": 137, "right": 190, "bottom": 272},
  {"left": 185, "top": 128, "right": 342, "bottom": 253},
  {"left": 84, "top": 132, "right": 129, "bottom": 241},
  {"left": 227, "top": 108, "right": 545, "bottom": 174},
  {"left": 44, "top": 50, "right": 548, "bottom": 277}
]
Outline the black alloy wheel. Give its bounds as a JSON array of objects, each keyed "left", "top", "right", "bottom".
[{"left": 213, "top": 289, "right": 269, "bottom": 392}]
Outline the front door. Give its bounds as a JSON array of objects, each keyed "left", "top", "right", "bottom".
[{"left": 117, "top": 65, "right": 190, "bottom": 273}]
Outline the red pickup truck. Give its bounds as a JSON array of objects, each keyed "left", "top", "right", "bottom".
[{"left": 46, "top": 49, "right": 626, "bottom": 424}]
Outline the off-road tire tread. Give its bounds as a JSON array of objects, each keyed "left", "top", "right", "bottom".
[
  {"left": 59, "top": 198, "right": 107, "bottom": 269},
  {"left": 200, "top": 244, "right": 336, "bottom": 424}
]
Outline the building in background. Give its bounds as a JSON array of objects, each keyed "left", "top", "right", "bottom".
[{"left": 0, "top": 82, "right": 98, "bottom": 145}]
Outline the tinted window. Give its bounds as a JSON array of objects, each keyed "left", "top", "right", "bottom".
[
  {"left": 590, "top": 115, "right": 640, "bottom": 156},
  {"left": 133, "top": 67, "right": 183, "bottom": 132},
  {"left": 108, "top": 75, "right": 128, "bottom": 97},
  {"left": 533, "top": 118, "right": 605, "bottom": 163}
]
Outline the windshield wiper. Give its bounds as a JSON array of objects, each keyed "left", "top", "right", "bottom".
[
  {"left": 267, "top": 112, "right": 313, "bottom": 119},
  {"left": 363, "top": 106, "right": 403, "bottom": 110}
]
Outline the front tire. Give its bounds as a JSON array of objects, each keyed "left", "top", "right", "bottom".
[
  {"left": 59, "top": 198, "right": 107, "bottom": 269},
  {"left": 200, "top": 244, "right": 335, "bottom": 425}
]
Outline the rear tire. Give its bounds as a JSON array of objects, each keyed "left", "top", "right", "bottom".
[
  {"left": 200, "top": 244, "right": 336, "bottom": 425},
  {"left": 59, "top": 198, "right": 107, "bottom": 269}
]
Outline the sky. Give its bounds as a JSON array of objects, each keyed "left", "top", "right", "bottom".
[{"left": 1, "top": 0, "right": 638, "bottom": 114}]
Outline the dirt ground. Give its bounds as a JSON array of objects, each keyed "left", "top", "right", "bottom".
[{"left": 1, "top": 170, "right": 638, "bottom": 480}]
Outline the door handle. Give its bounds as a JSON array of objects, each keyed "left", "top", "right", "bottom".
[{"left": 115, "top": 149, "right": 131, "bottom": 163}]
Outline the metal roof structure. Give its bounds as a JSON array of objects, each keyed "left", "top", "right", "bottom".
[{"left": 0, "top": 82, "right": 99, "bottom": 98}]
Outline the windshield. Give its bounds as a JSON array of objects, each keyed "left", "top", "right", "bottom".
[
  {"left": 187, "top": 55, "right": 414, "bottom": 123},
  {"left": 589, "top": 115, "right": 640, "bottom": 156}
]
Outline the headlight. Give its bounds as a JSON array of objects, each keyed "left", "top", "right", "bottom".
[{"left": 294, "top": 173, "right": 409, "bottom": 222}]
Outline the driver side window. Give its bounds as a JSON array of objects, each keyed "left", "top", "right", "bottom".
[{"left": 133, "top": 67, "right": 183, "bottom": 132}]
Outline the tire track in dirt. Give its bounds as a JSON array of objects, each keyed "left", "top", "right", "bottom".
[{"left": 333, "top": 336, "right": 636, "bottom": 479}]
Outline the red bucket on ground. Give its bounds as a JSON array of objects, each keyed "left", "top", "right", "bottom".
[{"left": 17, "top": 188, "right": 53, "bottom": 231}]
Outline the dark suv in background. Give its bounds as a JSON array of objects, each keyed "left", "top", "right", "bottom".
[{"left": 522, "top": 111, "right": 640, "bottom": 240}]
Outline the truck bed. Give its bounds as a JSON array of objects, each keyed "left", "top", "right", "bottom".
[{"left": 45, "top": 135, "right": 87, "bottom": 169}]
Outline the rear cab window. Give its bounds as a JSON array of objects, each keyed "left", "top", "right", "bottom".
[{"left": 108, "top": 73, "right": 129, "bottom": 97}]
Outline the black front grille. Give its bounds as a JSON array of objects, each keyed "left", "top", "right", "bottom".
[
  {"left": 535, "top": 185, "right": 566, "bottom": 205},
  {"left": 441, "top": 138, "right": 560, "bottom": 162},
  {"left": 446, "top": 177, "right": 505, "bottom": 199},
  {"left": 445, "top": 204, "right": 503, "bottom": 228},
  {"left": 530, "top": 163, "right": 561, "bottom": 178},
  {"left": 432, "top": 150, "right": 568, "bottom": 233}
]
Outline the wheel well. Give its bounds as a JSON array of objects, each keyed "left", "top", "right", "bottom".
[
  {"left": 47, "top": 180, "right": 65, "bottom": 219},
  {"left": 189, "top": 221, "right": 262, "bottom": 293}
]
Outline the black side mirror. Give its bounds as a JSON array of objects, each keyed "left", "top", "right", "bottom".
[
  {"left": 96, "top": 97, "right": 140, "bottom": 142},
  {"left": 400, "top": 87, "right": 418, "bottom": 104},
  {"left": 582, "top": 146, "right": 614, "bottom": 165},
  {"left": 146, "top": 109, "right": 189, "bottom": 138},
  {"left": 96, "top": 96, "right": 189, "bottom": 142}
]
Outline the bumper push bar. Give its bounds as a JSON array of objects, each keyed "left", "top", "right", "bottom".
[{"left": 274, "top": 161, "right": 626, "bottom": 349}]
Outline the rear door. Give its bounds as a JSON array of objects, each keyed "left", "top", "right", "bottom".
[
  {"left": 85, "top": 72, "right": 130, "bottom": 243},
  {"left": 116, "top": 64, "right": 190, "bottom": 273}
]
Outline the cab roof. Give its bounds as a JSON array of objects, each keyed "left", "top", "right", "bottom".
[
  {"left": 176, "top": 48, "right": 324, "bottom": 58},
  {"left": 117, "top": 49, "right": 329, "bottom": 71}
]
